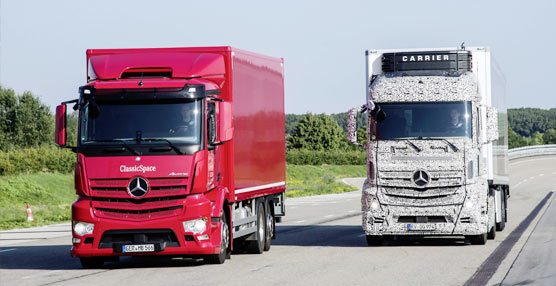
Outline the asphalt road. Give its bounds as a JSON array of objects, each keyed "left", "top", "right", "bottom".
[{"left": 1, "top": 155, "right": 555, "bottom": 286}]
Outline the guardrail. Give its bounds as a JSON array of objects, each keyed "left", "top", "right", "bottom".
[{"left": 509, "top": 144, "right": 556, "bottom": 160}]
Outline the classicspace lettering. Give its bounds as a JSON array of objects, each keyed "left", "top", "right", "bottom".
[{"left": 119, "top": 165, "right": 156, "bottom": 173}]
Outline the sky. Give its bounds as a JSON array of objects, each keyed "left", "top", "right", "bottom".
[{"left": 1, "top": 0, "right": 555, "bottom": 114}]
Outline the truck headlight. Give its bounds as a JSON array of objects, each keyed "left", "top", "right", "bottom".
[
  {"left": 73, "top": 221, "right": 94, "bottom": 236},
  {"left": 183, "top": 218, "right": 207, "bottom": 234}
]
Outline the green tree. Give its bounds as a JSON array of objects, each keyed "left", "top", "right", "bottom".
[
  {"left": 289, "top": 113, "right": 347, "bottom": 151},
  {"left": 508, "top": 128, "right": 527, "bottom": 149},
  {"left": 0, "top": 86, "right": 18, "bottom": 150},
  {"left": 542, "top": 129, "right": 556, "bottom": 144},
  {"left": 14, "top": 91, "right": 53, "bottom": 148}
]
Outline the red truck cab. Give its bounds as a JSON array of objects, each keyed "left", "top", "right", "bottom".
[{"left": 55, "top": 47, "right": 286, "bottom": 267}]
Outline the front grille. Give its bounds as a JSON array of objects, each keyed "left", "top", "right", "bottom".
[
  {"left": 99, "top": 229, "right": 180, "bottom": 249},
  {"left": 398, "top": 216, "right": 447, "bottom": 223},
  {"left": 90, "top": 177, "right": 188, "bottom": 220}
]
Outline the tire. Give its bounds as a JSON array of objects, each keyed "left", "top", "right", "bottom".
[
  {"left": 487, "top": 226, "right": 496, "bottom": 240},
  {"left": 467, "top": 233, "right": 487, "bottom": 245},
  {"left": 264, "top": 201, "right": 274, "bottom": 251},
  {"left": 366, "top": 235, "right": 383, "bottom": 246},
  {"left": 80, "top": 257, "right": 104, "bottom": 269},
  {"left": 247, "top": 202, "right": 265, "bottom": 254},
  {"left": 205, "top": 211, "right": 230, "bottom": 264},
  {"left": 496, "top": 192, "right": 506, "bottom": 231}
]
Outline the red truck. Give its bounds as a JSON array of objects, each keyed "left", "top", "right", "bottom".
[{"left": 54, "top": 47, "right": 286, "bottom": 267}]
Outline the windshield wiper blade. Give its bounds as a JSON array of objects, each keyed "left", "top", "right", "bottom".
[
  {"left": 420, "top": 137, "right": 459, "bottom": 152},
  {"left": 403, "top": 139, "right": 422, "bottom": 152},
  {"left": 88, "top": 139, "right": 142, "bottom": 156},
  {"left": 139, "top": 138, "right": 183, "bottom": 155}
]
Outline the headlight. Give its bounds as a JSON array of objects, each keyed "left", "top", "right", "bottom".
[
  {"left": 73, "top": 221, "right": 94, "bottom": 236},
  {"left": 183, "top": 218, "right": 207, "bottom": 234}
]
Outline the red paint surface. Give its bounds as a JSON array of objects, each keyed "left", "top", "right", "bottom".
[{"left": 70, "top": 47, "right": 285, "bottom": 258}]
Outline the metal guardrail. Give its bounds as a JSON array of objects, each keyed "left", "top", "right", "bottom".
[{"left": 508, "top": 144, "right": 556, "bottom": 160}]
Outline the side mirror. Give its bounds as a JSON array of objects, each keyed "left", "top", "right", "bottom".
[
  {"left": 376, "top": 109, "right": 386, "bottom": 123},
  {"left": 55, "top": 104, "right": 67, "bottom": 146},
  {"left": 218, "top": 101, "right": 233, "bottom": 142},
  {"left": 347, "top": 107, "right": 359, "bottom": 145},
  {"left": 485, "top": 106, "right": 499, "bottom": 143}
]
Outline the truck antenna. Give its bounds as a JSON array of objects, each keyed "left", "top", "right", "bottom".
[{"left": 460, "top": 42, "right": 466, "bottom": 50}]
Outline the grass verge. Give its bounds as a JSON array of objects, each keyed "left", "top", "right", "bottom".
[
  {"left": 0, "top": 173, "right": 75, "bottom": 230},
  {"left": 286, "top": 165, "right": 366, "bottom": 198}
]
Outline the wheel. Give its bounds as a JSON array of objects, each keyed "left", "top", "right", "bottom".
[
  {"left": 366, "top": 235, "right": 383, "bottom": 246},
  {"left": 487, "top": 226, "right": 496, "bottom": 240},
  {"left": 264, "top": 201, "right": 274, "bottom": 251},
  {"left": 247, "top": 202, "right": 265, "bottom": 254},
  {"left": 80, "top": 257, "right": 104, "bottom": 269},
  {"left": 496, "top": 192, "right": 506, "bottom": 231},
  {"left": 204, "top": 211, "right": 230, "bottom": 264},
  {"left": 467, "top": 233, "right": 487, "bottom": 245}
]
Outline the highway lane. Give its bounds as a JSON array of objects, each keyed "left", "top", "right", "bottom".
[{"left": 1, "top": 155, "right": 555, "bottom": 286}]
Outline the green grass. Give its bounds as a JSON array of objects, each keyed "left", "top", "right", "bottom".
[
  {"left": 286, "top": 165, "right": 366, "bottom": 198},
  {"left": 0, "top": 173, "right": 75, "bottom": 230},
  {"left": 0, "top": 164, "right": 366, "bottom": 229}
]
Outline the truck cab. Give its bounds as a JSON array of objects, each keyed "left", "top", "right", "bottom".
[
  {"left": 55, "top": 47, "right": 286, "bottom": 267},
  {"left": 348, "top": 47, "right": 509, "bottom": 245}
]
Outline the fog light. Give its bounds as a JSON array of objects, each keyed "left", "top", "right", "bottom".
[
  {"left": 183, "top": 218, "right": 207, "bottom": 234},
  {"left": 73, "top": 221, "right": 94, "bottom": 236},
  {"left": 72, "top": 238, "right": 81, "bottom": 244},
  {"left": 197, "top": 234, "right": 209, "bottom": 240}
]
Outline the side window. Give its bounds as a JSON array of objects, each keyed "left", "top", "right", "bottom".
[{"left": 207, "top": 102, "right": 217, "bottom": 146}]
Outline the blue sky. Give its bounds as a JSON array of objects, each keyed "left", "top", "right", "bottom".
[{"left": 1, "top": 0, "right": 554, "bottom": 114}]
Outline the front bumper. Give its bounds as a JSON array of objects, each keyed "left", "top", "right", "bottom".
[{"left": 71, "top": 194, "right": 222, "bottom": 257}]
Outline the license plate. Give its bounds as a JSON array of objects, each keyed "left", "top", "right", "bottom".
[
  {"left": 407, "top": 224, "right": 436, "bottom": 231},
  {"left": 123, "top": 244, "right": 155, "bottom": 253}
]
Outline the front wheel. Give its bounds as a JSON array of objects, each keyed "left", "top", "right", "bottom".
[
  {"left": 204, "top": 211, "right": 229, "bottom": 264},
  {"left": 467, "top": 233, "right": 487, "bottom": 245}
]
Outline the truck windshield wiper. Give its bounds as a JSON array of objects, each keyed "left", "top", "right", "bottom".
[
  {"left": 391, "top": 138, "right": 422, "bottom": 152},
  {"left": 139, "top": 138, "right": 184, "bottom": 155},
  {"left": 87, "top": 139, "right": 142, "bottom": 156},
  {"left": 419, "top": 137, "right": 459, "bottom": 152}
]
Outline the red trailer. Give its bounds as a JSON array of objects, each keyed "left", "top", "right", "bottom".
[{"left": 54, "top": 47, "right": 286, "bottom": 267}]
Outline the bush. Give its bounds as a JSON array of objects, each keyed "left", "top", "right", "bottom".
[
  {"left": 0, "top": 146, "right": 75, "bottom": 175},
  {"left": 286, "top": 149, "right": 366, "bottom": 165}
]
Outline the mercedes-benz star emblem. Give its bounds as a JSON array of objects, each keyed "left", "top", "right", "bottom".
[
  {"left": 412, "top": 170, "right": 430, "bottom": 188},
  {"left": 127, "top": 177, "right": 149, "bottom": 198}
]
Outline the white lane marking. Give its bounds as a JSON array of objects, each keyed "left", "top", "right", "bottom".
[
  {"left": 22, "top": 270, "right": 62, "bottom": 280},
  {"left": 529, "top": 176, "right": 536, "bottom": 180},
  {"left": 539, "top": 174, "right": 545, "bottom": 177},
  {"left": 0, "top": 248, "right": 16, "bottom": 253},
  {"left": 294, "top": 220, "right": 306, "bottom": 224},
  {"left": 348, "top": 210, "right": 356, "bottom": 213},
  {"left": 324, "top": 214, "right": 335, "bottom": 218}
]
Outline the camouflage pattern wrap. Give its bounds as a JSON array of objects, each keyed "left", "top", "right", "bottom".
[{"left": 361, "top": 72, "right": 495, "bottom": 237}]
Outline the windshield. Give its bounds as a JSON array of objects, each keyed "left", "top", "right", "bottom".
[
  {"left": 376, "top": 101, "right": 472, "bottom": 140},
  {"left": 80, "top": 100, "right": 202, "bottom": 145}
]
